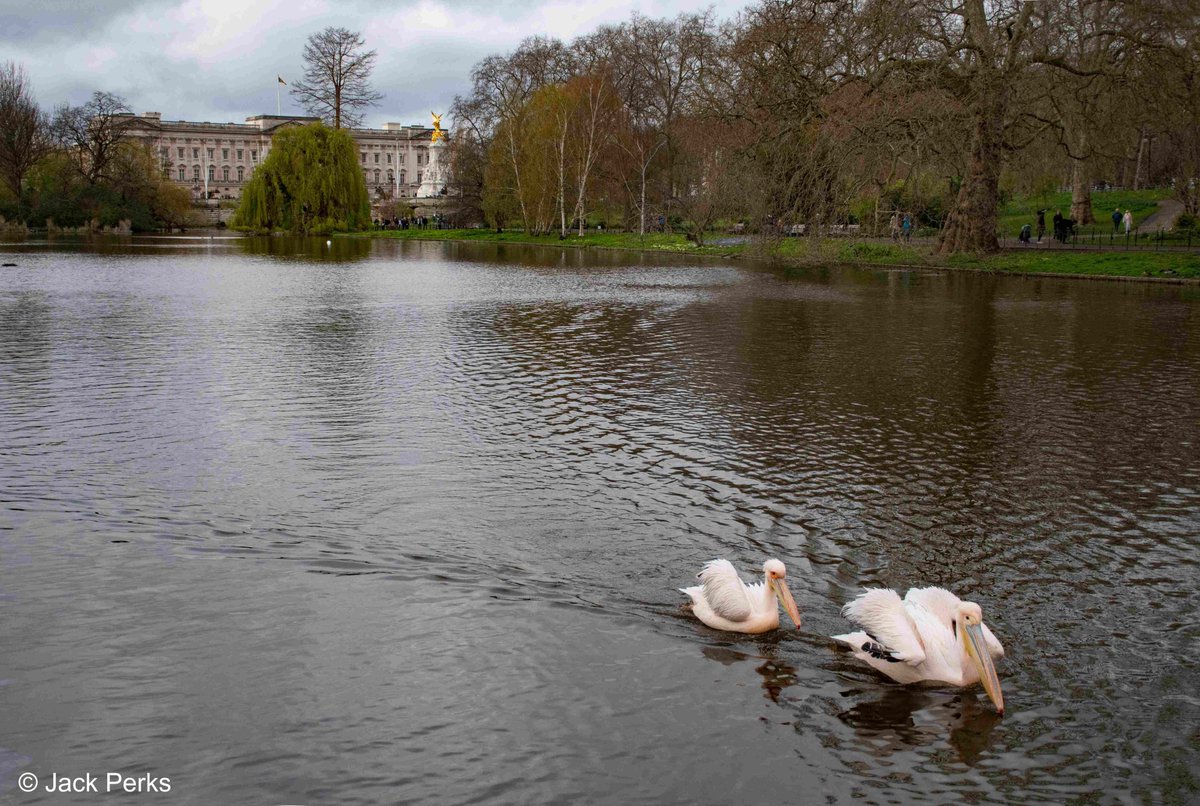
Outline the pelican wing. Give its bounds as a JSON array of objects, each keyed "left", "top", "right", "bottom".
[
  {"left": 841, "top": 589, "right": 927, "bottom": 666},
  {"left": 697, "top": 559, "right": 753, "bottom": 622},
  {"left": 903, "top": 587, "right": 961, "bottom": 627}
]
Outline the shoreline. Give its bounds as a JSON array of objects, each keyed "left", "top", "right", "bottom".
[{"left": 343, "top": 229, "right": 1200, "bottom": 285}]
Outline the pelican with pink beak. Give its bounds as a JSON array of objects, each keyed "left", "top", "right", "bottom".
[{"left": 681, "top": 559, "right": 803, "bottom": 634}]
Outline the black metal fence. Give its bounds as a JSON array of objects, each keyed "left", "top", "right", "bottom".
[{"left": 1002, "top": 226, "right": 1199, "bottom": 251}]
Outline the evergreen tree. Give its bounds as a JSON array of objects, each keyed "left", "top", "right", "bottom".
[{"left": 232, "top": 123, "right": 370, "bottom": 234}]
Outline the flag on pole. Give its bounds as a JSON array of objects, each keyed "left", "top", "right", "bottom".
[{"left": 277, "top": 76, "right": 286, "bottom": 85}]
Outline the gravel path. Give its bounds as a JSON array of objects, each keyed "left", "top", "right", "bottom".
[{"left": 1138, "top": 198, "right": 1184, "bottom": 230}]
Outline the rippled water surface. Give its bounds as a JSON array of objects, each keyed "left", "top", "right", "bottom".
[{"left": 1, "top": 234, "right": 1198, "bottom": 804}]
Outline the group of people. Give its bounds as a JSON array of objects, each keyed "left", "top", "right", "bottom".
[
  {"left": 888, "top": 211, "right": 914, "bottom": 242},
  {"left": 1021, "top": 207, "right": 1135, "bottom": 245},
  {"left": 373, "top": 214, "right": 444, "bottom": 230}
]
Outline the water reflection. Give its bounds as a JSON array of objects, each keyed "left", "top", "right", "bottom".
[
  {"left": 700, "top": 645, "right": 799, "bottom": 704},
  {"left": 836, "top": 687, "right": 1002, "bottom": 765},
  {"left": 237, "top": 234, "right": 372, "bottom": 262}
]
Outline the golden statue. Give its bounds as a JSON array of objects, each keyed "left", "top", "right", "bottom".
[{"left": 431, "top": 112, "right": 446, "bottom": 143}]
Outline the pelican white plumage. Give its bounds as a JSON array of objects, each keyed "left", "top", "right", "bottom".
[
  {"left": 681, "top": 559, "right": 802, "bottom": 634},
  {"left": 832, "top": 587, "right": 1006, "bottom": 714}
]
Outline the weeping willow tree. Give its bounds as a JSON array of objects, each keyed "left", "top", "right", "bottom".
[{"left": 232, "top": 123, "right": 369, "bottom": 234}]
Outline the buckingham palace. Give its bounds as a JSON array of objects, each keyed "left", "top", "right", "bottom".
[{"left": 117, "top": 111, "right": 441, "bottom": 204}]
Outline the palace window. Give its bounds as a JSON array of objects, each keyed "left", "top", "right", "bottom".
[
  {"left": 387, "top": 170, "right": 393, "bottom": 183},
  {"left": 193, "top": 165, "right": 200, "bottom": 180},
  {"left": 360, "top": 152, "right": 366, "bottom": 164},
  {"left": 237, "top": 149, "right": 243, "bottom": 161},
  {"left": 399, "top": 170, "right": 406, "bottom": 184},
  {"left": 207, "top": 148, "right": 214, "bottom": 160},
  {"left": 208, "top": 165, "right": 215, "bottom": 181},
  {"left": 251, "top": 150, "right": 257, "bottom": 161},
  {"left": 374, "top": 169, "right": 380, "bottom": 184},
  {"left": 237, "top": 166, "right": 244, "bottom": 181},
  {"left": 222, "top": 149, "right": 229, "bottom": 160},
  {"left": 193, "top": 148, "right": 199, "bottom": 159},
  {"left": 387, "top": 153, "right": 392, "bottom": 164},
  {"left": 178, "top": 167, "right": 186, "bottom": 181},
  {"left": 417, "top": 171, "right": 422, "bottom": 184},
  {"left": 222, "top": 166, "right": 230, "bottom": 181},
  {"left": 177, "top": 147, "right": 184, "bottom": 158},
  {"left": 374, "top": 153, "right": 379, "bottom": 164}
]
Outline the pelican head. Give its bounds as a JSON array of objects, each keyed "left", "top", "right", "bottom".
[
  {"left": 763, "top": 559, "right": 802, "bottom": 629},
  {"left": 958, "top": 601, "right": 1004, "bottom": 715}
]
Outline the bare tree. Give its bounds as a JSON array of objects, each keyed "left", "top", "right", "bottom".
[
  {"left": 51, "top": 91, "right": 134, "bottom": 185},
  {"left": 567, "top": 73, "right": 620, "bottom": 235},
  {"left": 671, "top": 117, "right": 754, "bottom": 245},
  {"left": 290, "top": 27, "right": 383, "bottom": 129},
  {"left": 0, "top": 62, "right": 51, "bottom": 221},
  {"left": 1157, "top": 5, "right": 1200, "bottom": 214}
]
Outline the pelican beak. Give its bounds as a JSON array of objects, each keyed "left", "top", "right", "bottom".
[
  {"left": 964, "top": 623, "right": 1004, "bottom": 715},
  {"left": 773, "top": 579, "right": 802, "bottom": 629}
]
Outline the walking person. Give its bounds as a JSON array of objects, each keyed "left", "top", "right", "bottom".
[
  {"left": 1053, "top": 209, "right": 1064, "bottom": 243},
  {"left": 901, "top": 212, "right": 912, "bottom": 242},
  {"left": 1036, "top": 209, "right": 1046, "bottom": 243},
  {"left": 1122, "top": 209, "right": 1133, "bottom": 235},
  {"left": 1111, "top": 208, "right": 1122, "bottom": 233},
  {"left": 889, "top": 212, "right": 900, "bottom": 241}
]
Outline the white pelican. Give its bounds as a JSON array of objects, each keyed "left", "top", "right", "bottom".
[
  {"left": 681, "top": 559, "right": 802, "bottom": 634},
  {"left": 832, "top": 587, "right": 1006, "bottom": 714}
]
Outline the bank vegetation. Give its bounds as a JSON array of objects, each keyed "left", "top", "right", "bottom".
[
  {"left": 0, "top": 66, "right": 196, "bottom": 232},
  {"left": 446, "top": 0, "right": 1200, "bottom": 255}
]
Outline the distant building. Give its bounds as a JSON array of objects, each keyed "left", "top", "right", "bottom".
[{"left": 117, "top": 112, "right": 440, "bottom": 204}]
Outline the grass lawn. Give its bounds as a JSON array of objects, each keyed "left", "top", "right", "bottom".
[
  {"left": 946, "top": 248, "right": 1200, "bottom": 278},
  {"left": 353, "top": 227, "right": 735, "bottom": 255},
  {"left": 343, "top": 227, "right": 1200, "bottom": 280},
  {"left": 997, "top": 188, "right": 1171, "bottom": 237}
]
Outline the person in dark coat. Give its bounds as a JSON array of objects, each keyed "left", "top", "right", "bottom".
[
  {"left": 1052, "top": 209, "right": 1063, "bottom": 242},
  {"left": 1019, "top": 223, "right": 1032, "bottom": 244},
  {"left": 1111, "top": 208, "right": 1122, "bottom": 233},
  {"left": 1036, "top": 209, "right": 1046, "bottom": 242}
]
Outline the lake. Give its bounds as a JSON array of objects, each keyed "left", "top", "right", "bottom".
[{"left": 1, "top": 234, "right": 1197, "bottom": 804}]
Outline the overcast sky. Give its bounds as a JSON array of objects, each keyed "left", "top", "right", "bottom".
[{"left": 1, "top": 0, "right": 746, "bottom": 128}]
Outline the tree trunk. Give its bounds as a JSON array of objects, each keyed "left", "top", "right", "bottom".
[
  {"left": 640, "top": 163, "right": 647, "bottom": 236},
  {"left": 1069, "top": 155, "right": 1094, "bottom": 225},
  {"left": 937, "top": 93, "right": 1007, "bottom": 255},
  {"left": 1133, "top": 128, "right": 1147, "bottom": 190}
]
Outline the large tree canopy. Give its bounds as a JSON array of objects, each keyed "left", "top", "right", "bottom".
[
  {"left": 452, "top": 1, "right": 1198, "bottom": 253},
  {"left": 232, "top": 123, "right": 370, "bottom": 234}
]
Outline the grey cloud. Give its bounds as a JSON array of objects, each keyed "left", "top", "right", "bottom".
[
  {"left": 2, "top": 0, "right": 740, "bottom": 128},
  {"left": 0, "top": 0, "right": 176, "bottom": 43}
]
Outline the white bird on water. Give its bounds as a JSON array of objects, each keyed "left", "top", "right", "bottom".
[
  {"left": 832, "top": 587, "right": 1006, "bottom": 714},
  {"left": 681, "top": 559, "right": 802, "bottom": 634}
]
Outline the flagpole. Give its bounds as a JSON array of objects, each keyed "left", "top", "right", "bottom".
[{"left": 276, "top": 85, "right": 280, "bottom": 116}]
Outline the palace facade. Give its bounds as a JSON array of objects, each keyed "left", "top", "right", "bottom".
[{"left": 117, "top": 112, "right": 440, "bottom": 204}]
